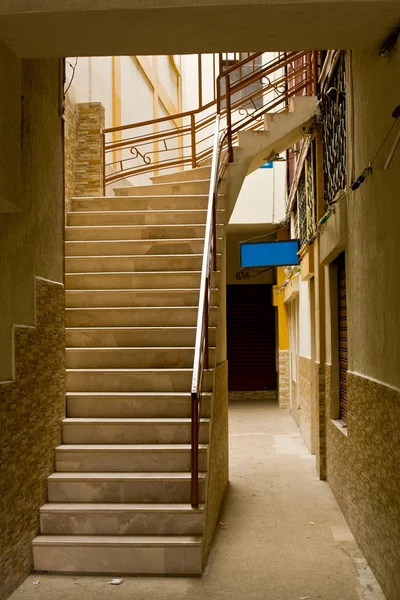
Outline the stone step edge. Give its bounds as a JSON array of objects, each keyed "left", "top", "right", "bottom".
[
  {"left": 48, "top": 472, "right": 207, "bottom": 481},
  {"left": 62, "top": 417, "right": 210, "bottom": 424},
  {"left": 66, "top": 253, "right": 222, "bottom": 259},
  {"left": 56, "top": 444, "right": 208, "bottom": 452},
  {"left": 32, "top": 535, "right": 202, "bottom": 547},
  {"left": 65, "top": 306, "right": 218, "bottom": 311},
  {"left": 40, "top": 503, "right": 204, "bottom": 513}
]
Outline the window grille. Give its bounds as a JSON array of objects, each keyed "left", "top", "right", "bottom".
[
  {"left": 306, "top": 141, "right": 316, "bottom": 239},
  {"left": 322, "top": 51, "right": 347, "bottom": 210},
  {"left": 298, "top": 169, "right": 307, "bottom": 248}
]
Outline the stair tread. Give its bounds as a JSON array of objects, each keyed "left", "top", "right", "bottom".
[
  {"left": 66, "top": 346, "right": 215, "bottom": 350},
  {"left": 67, "top": 209, "right": 223, "bottom": 215},
  {"left": 67, "top": 254, "right": 220, "bottom": 259},
  {"left": 65, "top": 327, "right": 216, "bottom": 330},
  {"left": 48, "top": 472, "right": 207, "bottom": 480},
  {"left": 66, "top": 391, "right": 211, "bottom": 397},
  {"left": 66, "top": 238, "right": 223, "bottom": 243},
  {"left": 33, "top": 535, "right": 202, "bottom": 547},
  {"left": 40, "top": 503, "right": 204, "bottom": 512},
  {"left": 66, "top": 306, "right": 217, "bottom": 310},
  {"left": 63, "top": 418, "right": 210, "bottom": 424},
  {"left": 72, "top": 195, "right": 210, "bottom": 201},
  {"left": 57, "top": 444, "right": 208, "bottom": 451},
  {"left": 66, "top": 367, "right": 213, "bottom": 372},
  {"left": 66, "top": 288, "right": 218, "bottom": 292}
]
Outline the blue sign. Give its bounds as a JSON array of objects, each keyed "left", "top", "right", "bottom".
[
  {"left": 240, "top": 239, "right": 299, "bottom": 268},
  {"left": 260, "top": 161, "right": 273, "bottom": 169}
]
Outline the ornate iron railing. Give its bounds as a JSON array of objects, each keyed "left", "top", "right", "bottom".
[
  {"left": 103, "top": 51, "right": 318, "bottom": 508},
  {"left": 102, "top": 51, "right": 317, "bottom": 190}
]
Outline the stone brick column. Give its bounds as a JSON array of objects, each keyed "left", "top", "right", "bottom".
[
  {"left": 75, "top": 102, "right": 105, "bottom": 197},
  {"left": 278, "top": 350, "right": 290, "bottom": 409}
]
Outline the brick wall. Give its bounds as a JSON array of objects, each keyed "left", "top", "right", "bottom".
[
  {"left": 278, "top": 350, "right": 289, "bottom": 409},
  {"left": 0, "top": 278, "right": 65, "bottom": 600},
  {"left": 74, "top": 102, "right": 105, "bottom": 197}
]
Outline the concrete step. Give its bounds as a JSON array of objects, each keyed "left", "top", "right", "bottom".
[
  {"left": 113, "top": 179, "right": 211, "bottom": 196},
  {"left": 67, "top": 209, "right": 224, "bottom": 227},
  {"left": 65, "top": 271, "right": 208, "bottom": 290},
  {"left": 65, "top": 306, "right": 218, "bottom": 328},
  {"left": 151, "top": 166, "right": 211, "bottom": 184},
  {"left": 66, "top": 368, "right": 214, "bottom": 393},
  {"left": 65, "top": 288, "right": 219, "bottom": 308},
  {"left": 33, "top": 534, "right": 202, "bottom": 574},
  {"left": 62, "top": 417, "right": 210, "bottom": 444},
  {"left": 65, "top": 238, "right": 223, "bottom": 257},
  {"left": 55, "top": 444, "right": 208, "bottom": 472},
  {"left": 66, "top": 326, "right": 217, "bottom": 348},
  {"left": 40, "top": 503, "right": 205, "bottom": 536},
  {"left": 66, "top": 392, "right": 212, "bottom": 419},
  {"left": 65, "top": 347, "right": 216, "bottom": 369},
  {"left": 65, "top": 254, "right": 214, "bottom": 273},
  {"left": 65, "top": 223, "right": 224, "bottom": 242},
  {"left": 47, "top": 472, "right": 207, "bottom": 503},
  {"left": 71, "top": 195, "right": 213, "bottom": 212}
]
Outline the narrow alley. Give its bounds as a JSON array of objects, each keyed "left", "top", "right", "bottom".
[{"left": 10, "top": 399, "right": 384, "bottom": 600}]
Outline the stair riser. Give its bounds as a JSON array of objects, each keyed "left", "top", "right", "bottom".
[
  {"left": 66, "top": 308, "right": 218, "bottom": 328},
  {"left": 67, "top": 211, "right": 224, "bottom": 227},
  {"left": 48, "top": 478, "right": 206, "bottom": 503},
  {"left": 66, "top": 395, "right": 212, "bottom": 419},
  {"left": 72, "top": 196, "right": 212, "bottom": 212},
  {"left": 33, "top": 544, "right": 202, "bottom": 575},
  {"left": 151, "top": 166, "right": 211, "bottom": 184},
  {"left": 65, "top": 255, "right": 221, "bottom": 273},
  {"left": 65, "top": 272, "right": 206, "bottom": 290},
  {"left": 40, "top": 511, "right": 204, "bottom": 536},
  {"left": 114, "top": 180, "right": 212, "bottom": 196},
  {"left": 66, "top": 289, "right": 219, "bottom": 308},
  {"left": 66, "top": 370, "right": 214, "bottom": 393},
  {"left": 65, "top": 224, "right": 224, "bottom": 242},
  {"left": 56, "top": 449, "right": 208, "bottom": 472},
  {"left": 66, "top": 328, "right": 217, "bottom": 348},
  {"left": 66, "top": 348, "right": 215, "bottom": 369},
  {"left": 62, "top": 422, "right": 209, "bottom": 444},
  {"left": 65, "top": 238, "right": 223, "bottom": 257}
]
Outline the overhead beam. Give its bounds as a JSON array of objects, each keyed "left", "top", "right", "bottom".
[{"left": 0, "top": 1, "right": 398, "bottom": 57}]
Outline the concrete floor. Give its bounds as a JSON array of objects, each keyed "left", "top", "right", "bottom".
[{"left": 11, "top": 399, "right": 385, "bottom": 600}]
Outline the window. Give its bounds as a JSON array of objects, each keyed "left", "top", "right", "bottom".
[{"left": 336, "top": 252, "right": 348, "bottom": 424}]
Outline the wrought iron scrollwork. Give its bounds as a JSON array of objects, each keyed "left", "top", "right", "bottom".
[{"left": 129, "top": 145, "right": 152, "bottom": 165}]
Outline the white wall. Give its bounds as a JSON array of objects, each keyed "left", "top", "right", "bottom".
[
  {"left": 298, "top": 278, "right": 312, "bottom": 358},
  {"left": 229, "top": 156, "right": 286, "bottom": 226}
]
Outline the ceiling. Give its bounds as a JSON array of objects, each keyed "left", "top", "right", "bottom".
[{"left": 0, "top": 0, "right": 398, "bottom": 57}]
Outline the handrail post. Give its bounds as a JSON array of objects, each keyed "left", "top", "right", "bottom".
[
  {"left": 204, "top": 279, "right": 209, "bottom": 370},
  {"left": 102, "top": 131, "right": 106, "bottom": 195},
  {"left": 191, "top": 114, "right": 197, "bottom": 168},
  {"left": 312, "top": 51, "right": 318, "bottom": 96},
  {"left": 226, "top": 74, "right": 233, "bottom": 161},
  {"left": 212, "top": 193, "right": 217, "bottom": 271},
  {"left": 191, "top": 393, "right": 199, "bottom": 508}
]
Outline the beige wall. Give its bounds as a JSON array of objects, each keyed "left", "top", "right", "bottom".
[
  {"left": 0, "top": 51, "right": 65, "bottom": 600},
  {"left": 0, "top": 53, "right": 64, "bottom": 381},
  {"left": 346, "top": 49, "right": 400, "bottom": 389},
  {"left": 324, "top": 48, "right": 400, "bottom": 600}
]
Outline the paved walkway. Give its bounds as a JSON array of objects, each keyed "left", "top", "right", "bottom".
[{"left": 11, "top": 399, "right": 385, "bottom": 600}]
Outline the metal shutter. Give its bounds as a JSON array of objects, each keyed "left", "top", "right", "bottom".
[
  {"left": 337, "top": 253, "right": 348, "bottom": 423},
  {"left": 227, "top": 284, "right": 276, "bottom": 391}
]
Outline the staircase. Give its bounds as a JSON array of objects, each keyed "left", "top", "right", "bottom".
[
  {"left": 32, "top": 50, "right": 318, "bottom": 575},
  {"left": 32, "top": 167, "right": 223, "bottom": 574}
]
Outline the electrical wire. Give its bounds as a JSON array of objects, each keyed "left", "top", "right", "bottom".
[{"left": 64, "top": 58, "right": 78, "bottom": 96}]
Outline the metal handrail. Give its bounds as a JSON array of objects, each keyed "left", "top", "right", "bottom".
[
  {"left": 190, "top": 116, "right": 221, "bottom": 507},
  {"left": 103, "top": 51, "right": 316, "bottom": 190}
]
